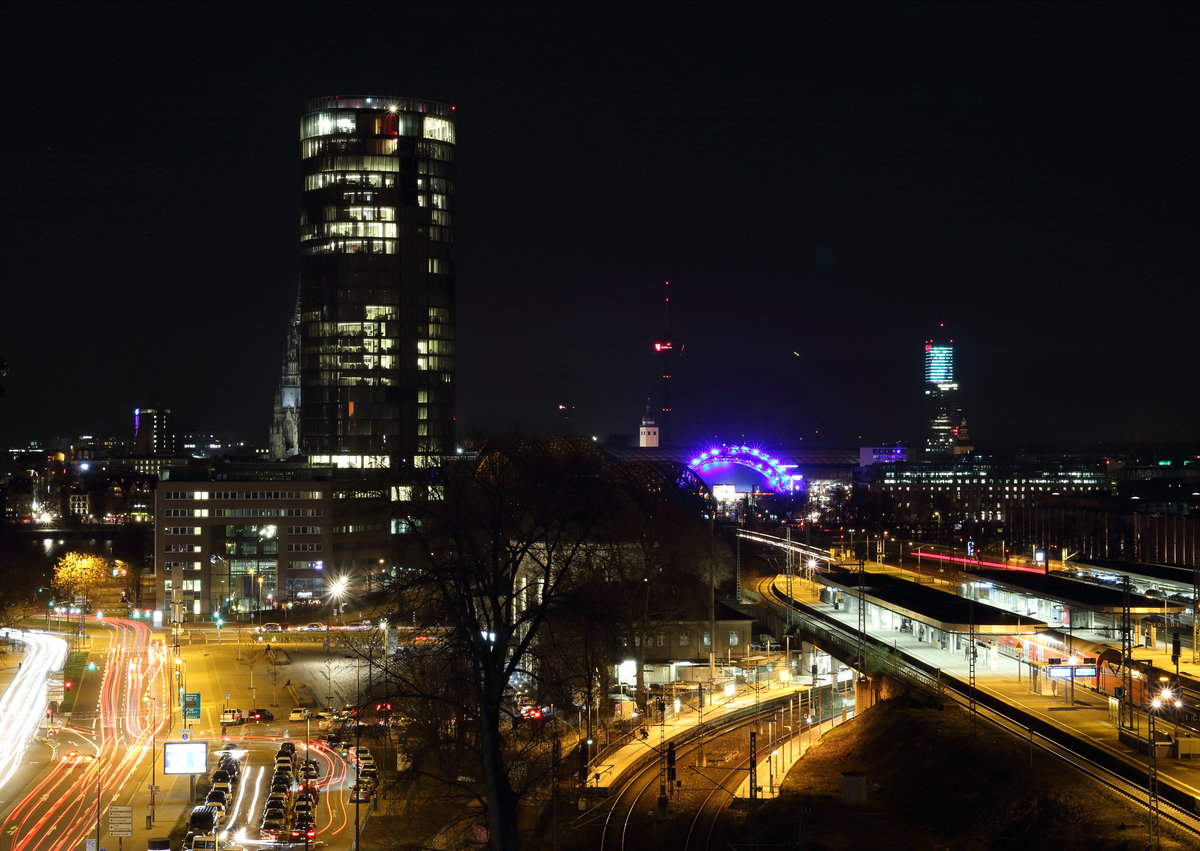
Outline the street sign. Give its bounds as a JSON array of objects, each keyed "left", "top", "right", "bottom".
[
  {"left": 1048, "top": 665, "right": 1098, "bottom": 679},
  {"left": 183, "top": 692, "right": 201, "bottom": 719},
  {"left": 180, "top": 731, "right": 190, "bottom": 742},
  {"left": 224, "top": 692, "right": 231, "bottom": 700}
]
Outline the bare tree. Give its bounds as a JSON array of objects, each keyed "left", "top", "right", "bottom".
[
  {"left": 265, "top": 645, "right": 287, "bottom": 707},
  {"left": 241, "top": 648, "right": 267, "bottom": 708},
  {"left": 388, "top": 437, "right": 621, "bottom": 851},
  {"left": 319, "top": 643, "right": 348, "bottom": 709},
  {"left": 588, "top": 478, "right": 722, "bottom": 710}
]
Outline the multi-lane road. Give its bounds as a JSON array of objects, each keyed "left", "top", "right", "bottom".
[
  {"left": 0, "top": 630, "right": 68, "bottom": 794},
  {"left": 0, "top": 620, "right": 378, "bottom": 851},
  {"left": 0, "top": 618, "right": 164, "bottom": 851}
]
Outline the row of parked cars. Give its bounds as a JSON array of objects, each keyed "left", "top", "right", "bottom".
[
  {"left": 220, "top": 706, "right": 313, "bottom": 725},
  {"left": 184, "top": 749, "right": 245, "bottom": 848},
  {"left": 348, "top": 745, "right": 378, "bottom": 804},
  {"left": 261, "top": 740, "right": 323, "bottom": 842}
]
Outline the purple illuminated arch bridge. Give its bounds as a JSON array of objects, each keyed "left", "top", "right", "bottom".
[{"left": 687, "top": 444, "right": 799, "bottom": 494}]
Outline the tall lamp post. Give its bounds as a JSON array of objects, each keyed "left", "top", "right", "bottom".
[
  {"left": 1148, "top": 685, "right": 1182, "bottom": 850},
  {"left": 144, "top": 694, "right": 157, "bottom": 822},
  {"left": 174, "top": 657, "right": 188, "bottom": 729},
  {"left": 83, "top": 754, "right": 103, "bottom": 846},
  {"left": 328, "top": 577, "right": 349, "bottom": 624}
]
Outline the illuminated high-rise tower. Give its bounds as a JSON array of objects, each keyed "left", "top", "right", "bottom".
[
  {"left": 924, "top": 330, "right": 968, "bottom": 455},
  {"left": 296, "top": 95, "right": 456, "bottom": 469}
]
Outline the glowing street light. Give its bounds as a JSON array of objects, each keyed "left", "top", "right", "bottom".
[
  {"left": 1148, "top": 685, "right": 1183, "bottom": 849},
  {"left": 329, "top": 577, "right": 350, "bottom": 623}
]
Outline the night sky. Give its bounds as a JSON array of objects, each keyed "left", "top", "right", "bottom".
[{"left": 2, "top": 3, "right": 1197, "bottom": 452}]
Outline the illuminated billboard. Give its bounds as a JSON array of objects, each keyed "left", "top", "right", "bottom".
[{"left": 163, "top": 741, "right": 208, "bottom": 775}]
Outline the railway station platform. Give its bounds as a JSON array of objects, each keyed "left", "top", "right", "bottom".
[
  {"left": 770, "top": 572, "right": 1200, "bottom": 809},
  {"left": 587, "top": 673, "right": 849, "bottom": 799}
]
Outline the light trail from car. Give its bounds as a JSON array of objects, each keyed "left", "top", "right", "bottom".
[{"left": 0, "top": 630, "right": 68, "bottom": 793}]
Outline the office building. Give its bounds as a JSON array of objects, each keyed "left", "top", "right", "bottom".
[
  {"left": 865, "top": 457, "right": 1110, "bottom": 524},
  {"left": 923, "top": 335, "right": 970, "bottom": 455},
  {"left": 134, "top": 407, "right": 174, "bottom": 456},
  {"left": 296, "top": 95, "right": 457, "bottom": 470},
  {"left": 154, "top": 463, "right": 394, "bottom": 618}
]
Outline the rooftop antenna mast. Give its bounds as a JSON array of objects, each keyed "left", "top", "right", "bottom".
[{"left": 651, "top": 280, "right": 681, "bottom": 444}]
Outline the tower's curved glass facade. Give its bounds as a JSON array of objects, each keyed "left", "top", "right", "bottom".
[
  {"left": 924, "top": 339, "right": 960, "bottom": 455},
  {"left": 298, "top": 95, "right": 456, "bottom": 469}
]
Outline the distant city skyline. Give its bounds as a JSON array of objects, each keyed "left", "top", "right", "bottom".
[{"left": 1, "top": 4, "right": 1197, "bottom": 450}]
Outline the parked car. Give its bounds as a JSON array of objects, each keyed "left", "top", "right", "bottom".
[
  {"left": 350, "top": 786, "right": 372, "bottom": 804},
  {"left": 289, "top": 824, "right": 316, "bottom": 842},
  {"left": 260, "top": 818, "right": 285, "bottom": 841},
  {"left": 249, "top": 708, "right": 274, "bottom": 722},
  {"left": 289, "top": 707, "right": 311, "bottom": 721}
]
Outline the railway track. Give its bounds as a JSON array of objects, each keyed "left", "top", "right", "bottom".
[{"left": 586, "top": 696, "right": 833, "bottom": 851}]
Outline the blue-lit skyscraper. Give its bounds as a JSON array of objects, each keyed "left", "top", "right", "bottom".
[{"left": 924, "top": 334, "right": 968, "bottom": 455}]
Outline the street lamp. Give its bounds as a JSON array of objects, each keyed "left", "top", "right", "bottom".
[
  {"left": 174, "top": 657, "right": 188, "bottom": 729},
  {"left": 144, "top": 694, "right": 158, "bottom": 822},
  {"left": 1148, "top": 685, "right": 1182, "bottom": 849},
  {"left": 328, "top": 577, "right": 349, "bottom": 624},
  {"left": 83, "top": 753, "right": 103, "bottom": 846}
]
